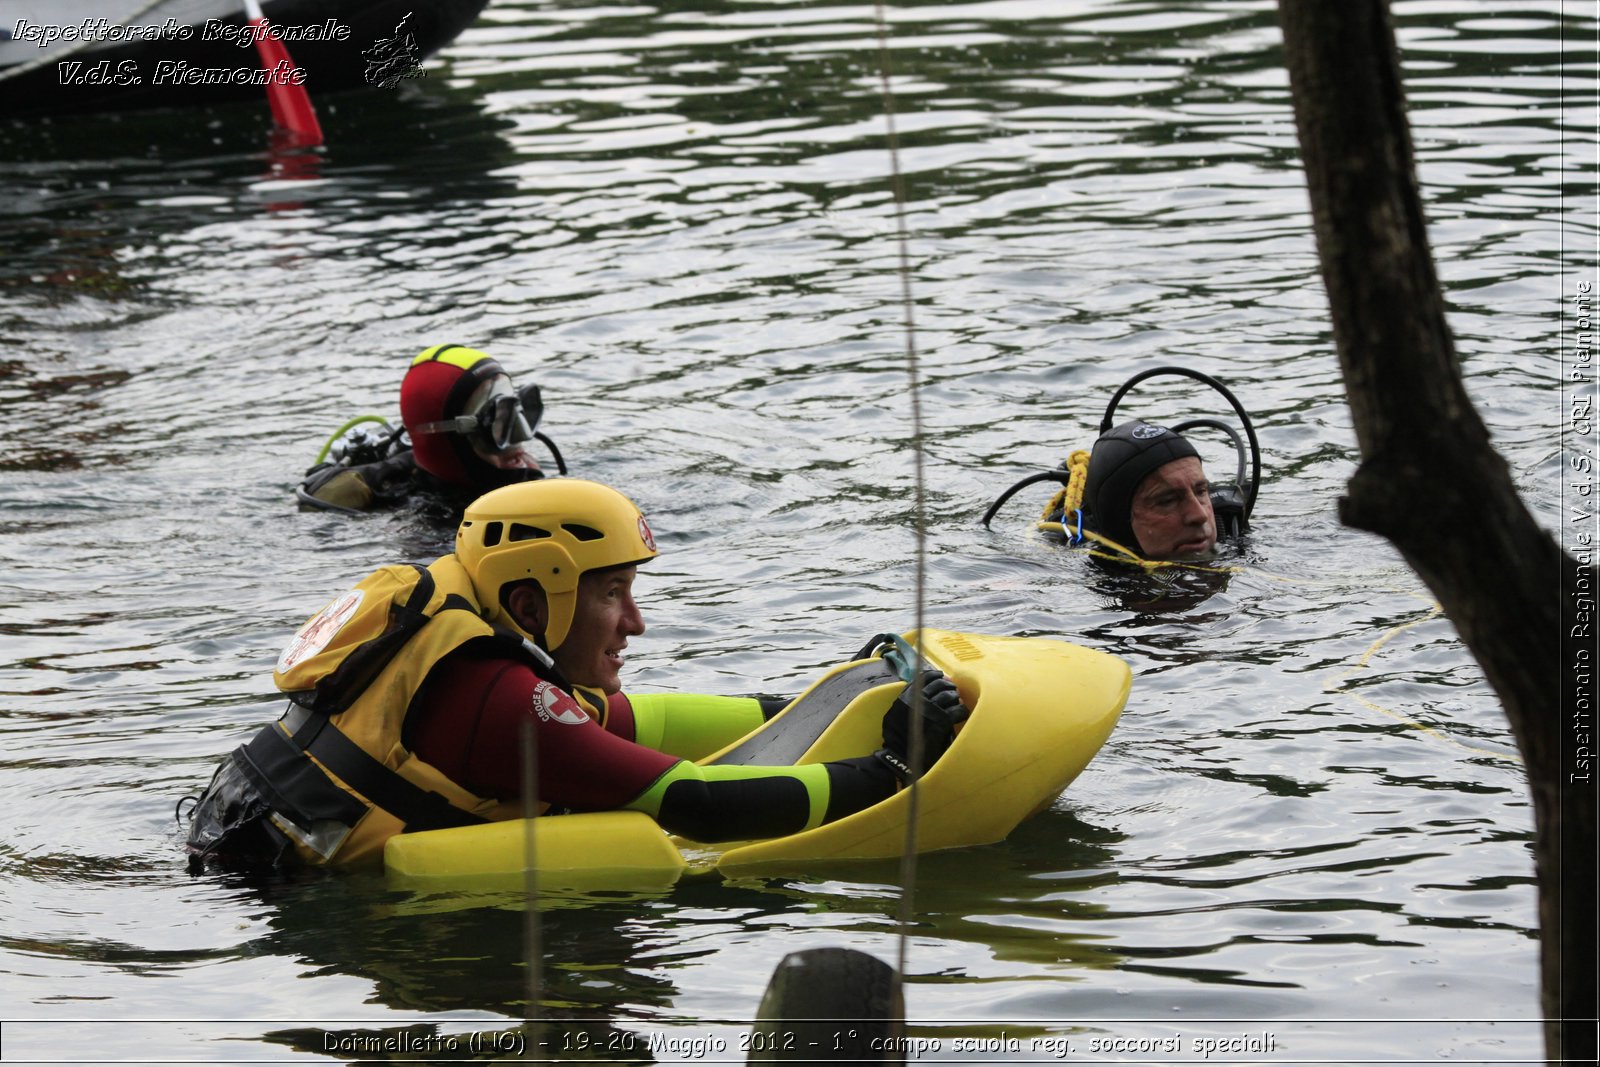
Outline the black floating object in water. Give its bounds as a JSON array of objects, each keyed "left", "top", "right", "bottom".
[{"left": 747, "top": 947, "right": 905, "bottom": 1064}]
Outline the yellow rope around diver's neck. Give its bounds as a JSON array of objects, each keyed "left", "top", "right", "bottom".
[{"left": 1039, "top": 449, "right": 1091, "bottom": 523}]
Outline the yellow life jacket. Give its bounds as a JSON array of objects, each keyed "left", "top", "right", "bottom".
[{"left": 242, "top": 555, "right": 542, "bottom": 868}]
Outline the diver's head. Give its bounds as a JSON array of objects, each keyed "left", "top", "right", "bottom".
[
  {"left": 456, "top": 479, "right": 657, "bottom": 691},
  {"left": 401, "top": 344, "right": 544, "bottom": 490},
  {"left": 1086, "top": 421, "right": 1216, "bottom": 559}
]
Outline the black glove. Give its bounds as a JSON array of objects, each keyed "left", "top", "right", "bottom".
[{"left": 875, "top": 669, "right": 969, "bottom": 783}]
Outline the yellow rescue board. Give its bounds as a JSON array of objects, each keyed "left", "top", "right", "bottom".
[
  {"left": 384, "top": 629, "right": 1130, "bottom": 889},
  {"left": 384, "top": 809, "right": 689, "bottom": 890}
]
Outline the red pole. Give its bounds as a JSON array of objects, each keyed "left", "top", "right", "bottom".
[{"left": 242, "top": 0, "right": 323, "bottom": 145}]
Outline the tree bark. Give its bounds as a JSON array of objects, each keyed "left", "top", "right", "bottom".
[{"left": 1275, "top": 1, "right": 1597, "bottom": 1060}]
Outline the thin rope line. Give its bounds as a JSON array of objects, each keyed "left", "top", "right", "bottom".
[
  {"left": 520, "top": 720, "right": 543, "bottom": 1057},
  {"left": 870, "top": 0, "right": 928, "bottom": 987},
  {"left": 1321, "top": 603, "right": 1523, "bottom": 763}
]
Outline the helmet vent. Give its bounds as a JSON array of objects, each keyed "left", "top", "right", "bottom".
[
  {"left": 562, "top": 523, "right": 604, "bottom": 542},
  {"left": 509, "top": 523, "right": 551, "bottom": 542}
]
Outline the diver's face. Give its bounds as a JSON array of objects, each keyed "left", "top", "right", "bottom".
[
  {"left": 1130, "top": 456, "right": 1215, "bottom": 559},
  {"left": 463, "top": 374, "right": 542, "bottom": 478},
  {"left": 553, "top": 566, "right": 645, "bottom": 693}
]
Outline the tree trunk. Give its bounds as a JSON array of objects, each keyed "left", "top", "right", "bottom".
[{"left": 1275, "top": 1, "right": 1597, "bottom": 1060}]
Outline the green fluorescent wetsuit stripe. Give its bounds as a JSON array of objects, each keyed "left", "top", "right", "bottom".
[
  {"left": 630, "top": 760, "right": 832, "bottom": 832},
  {"left": 625, "top": 693, "right": 768, "bottom": 760}
]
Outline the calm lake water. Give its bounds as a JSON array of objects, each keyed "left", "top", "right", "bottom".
[{"left": 1, "top": 0, "right": 1588, "bottom": 1062}]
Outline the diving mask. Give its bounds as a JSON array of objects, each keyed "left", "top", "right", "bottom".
[{"left": 415, "top": 376, "right": 544, "bottom": 453}]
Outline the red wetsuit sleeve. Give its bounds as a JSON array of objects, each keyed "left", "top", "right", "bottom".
[
  {"left": 408, "top": 655, "right": 676, "bottom": 809},
  {"left": 601, "top": 691, "right": 637, "bottom": 740}
]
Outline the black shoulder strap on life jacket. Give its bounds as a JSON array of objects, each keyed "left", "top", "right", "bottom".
[
  {"left": 295, "top": 565, "right": 450, "bottom": 716},
  {"left": 239, "top": 704, "right": 488, "bottom": 836},
  {"left": 248, "top": 601, "right": 555, "bottom": 839}
]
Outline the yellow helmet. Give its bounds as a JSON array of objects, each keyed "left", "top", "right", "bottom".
[{"left": 457, "top": 479, "right": 658, "bottom": 650}]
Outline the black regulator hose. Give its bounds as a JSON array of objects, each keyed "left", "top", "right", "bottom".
[
  {"left": 1101, "top": 366, "right": 1261, "bottom": 517},
  {"left": 980, "top": 469, "right": 1071, "bottom": 528},
  {"left": 535, "top": 431, "right": 568, "bottom": 476},
  {"left": 1171, "top": 417, "right": 1247, "bottom": 495}
]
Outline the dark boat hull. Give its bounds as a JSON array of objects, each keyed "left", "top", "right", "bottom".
[{"left": 2, "top": 0, "right": 490, "bottom": 117}]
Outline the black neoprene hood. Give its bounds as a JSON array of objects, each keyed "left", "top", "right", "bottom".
[{"left": 1084, "top": 421, "right": 1200, "bottom": 553}]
